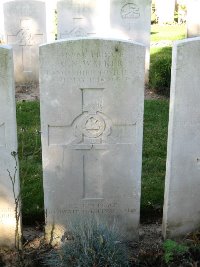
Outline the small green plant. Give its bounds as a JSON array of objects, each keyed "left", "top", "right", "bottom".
[
  {"left": 163, "top": 239, "right": 189, "bottom": 264},
  {"left": 44, "top": 216, "right": 130, "bottom": 267}
]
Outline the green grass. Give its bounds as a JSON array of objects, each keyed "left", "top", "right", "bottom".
[
  {"left": 151, "top": 24, "right": 186, "bottom": 42},
  {"left": 141, "top": 100, "right": 169, "bottom": 218},
  {"left": 150, "top": 47, "right": 172, "bottom": 95},
  {"left": 17, "top": 100, "right": 169, "bottom": 222},
  {"left": 150, "top": 24, "right": 187, "bottom": 95},
  {"left": 17, "top": 101, "right": 44, "bottom": 223}
]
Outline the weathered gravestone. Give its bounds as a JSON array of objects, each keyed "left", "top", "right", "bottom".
[
  {"left": 110, "top": 0, "right": 151, "bottom": 80},
  {"left": 40, "top": 38, "right": 145, "bottom": 243},
  {"left": 57, "top": 0, "right": 110, "bottom": 39},
  {"left": 187, "top": 0, "right": 200, "bottom": 37},
  {"left": 3, "top": 1, "right": 46, "bottom": 84},
  {"left": 0, "top": 46, "right": 21, "bottom": 247},
  {"left": 163, "top": 37, "right": 200, "bottom": 238}
]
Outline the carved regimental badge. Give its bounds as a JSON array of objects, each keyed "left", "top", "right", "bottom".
[
  {"left": 121, "top": 2, "right": 140, "bottom": 19},
  {"left": 72, "top": 88, "right": 111, "bottom": 146}
]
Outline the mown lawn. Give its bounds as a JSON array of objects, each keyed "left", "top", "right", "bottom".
[
  {"left": 151, "top": 24, "right": 186, "bottom": 42},
  {"left": 17, "top": 100, "right": 169, "bottom": 223},
  {"left": 141, "top": 100, "right": 169, "bottom": 219},
  {"left": 17, "top": 101, "right": 43, "bottom": 223}
]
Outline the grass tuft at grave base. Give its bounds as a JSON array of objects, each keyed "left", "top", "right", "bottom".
[{"left": 16, "top": 99, "right": 169, "bottom": 224}]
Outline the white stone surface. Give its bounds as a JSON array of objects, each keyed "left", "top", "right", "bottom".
[
  {"left": 40, "top": 38, "right": 145, "bottom": 243},
  {"left": 163, "top": 37, "right": 200, "bottom": 238},
  {"left": 187, "top": 0, "right": 200, "bottom": 37},
  {"left": 155, "top": 0, "right": 176, "bottom": 24},
  {"left": 45, "top": 0, "right": 57, "bottom": 42},
  {"left": 110, "top": 0, "right": 151, "bottom": 81},
  {"left": 57, "top": 0, "right": 110, "bottom": 39},
  {"left": 0, "top": 45, "right": 21, "bottom": 247},
  {"left": 3, "top": 1, "right": 47, "bottom": 84},
  {"left": 0, "top": 2, "right": 4, "bottom": 42}
]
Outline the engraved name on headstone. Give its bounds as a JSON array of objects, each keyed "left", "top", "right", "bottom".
[{"left": 40, "top": 38, "right": 145, "bottom": 243}]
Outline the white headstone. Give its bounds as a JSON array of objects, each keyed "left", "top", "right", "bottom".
[
  {"left": 110, "top": 0, "right": 151, "bottom": 81},
  {"left": 3, "top": 1, "right": 47, "bottom": 84},
  {"left": 45, "top": 0, "right": 57, "bottom": 42},
  {"left": 57, "top": 0, "right": 110, "bottom": 39},
  {"left": 40, "top": 38, "right": 145, "bottom": 243},
  {"left": 156, "top": 0, "right": 175, "bottom": 24},
  {"left": 187, "top": 0, "right": 200, "bottom": 37},
  {"left": 0, "top": 2, "right": 4, "bottom": 43},
  {"left": 163, "top": 37, "right": 200, "bottom": 238},
  {"left": 0, "top": 46, "right": 21, "bottom": 248}
]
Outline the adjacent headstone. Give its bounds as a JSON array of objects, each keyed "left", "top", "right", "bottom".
[
  {"left": 40, "top": 38, "right": 145, "bottom": 243},
  {"left": 163, "top": 37, "right": 200, "bottom": 238},
  {"left": 0, "top": 46, "right": 21, "bottom": 247},
  {"left": 3, "top": 1, "right": 46, "bottom": 84},
  {"left": 45, "top": 0, "right": 57, "bottom": 42},
  {"left": 110, "top": 0, "right": 151, "bottom": 81},
  {"left": 0, "top": 3, "right": 4, "bottom": 43},
  {"left": 187, "top": 0, "right": 200, "bottom": 37},
  {"left": 155, "top": 0, "right": 176, "bottom": 24},
  {"left": 57, "top": 0, "right": 110, "bottom": 39}
]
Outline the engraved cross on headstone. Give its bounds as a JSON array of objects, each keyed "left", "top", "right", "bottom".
[
  {"left": 48, "top": 88, "right": 136, "bottom": 199},
  {"left": 61, "top": 0, "right": 95, "bottom": 38},
  {"left": 7, "top": 19, "right": 43, "bottom": 72}
]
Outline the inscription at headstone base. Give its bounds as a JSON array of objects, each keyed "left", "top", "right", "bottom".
[
  {"left": 3, "top": 1, "right": 46, "bottom": 84},
  {"left": 40, "top": 38, "right": 145, "bottom": 243},
  {"left": 163, "top": 37, "right": 200, "bottom": 238},
  {"left": 0, "top": 46, "right": 21, "bottom": 248}
]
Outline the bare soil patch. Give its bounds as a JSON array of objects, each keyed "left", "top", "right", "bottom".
[{"left": 0, "top": 222, "right": 163, "bottom": 267}]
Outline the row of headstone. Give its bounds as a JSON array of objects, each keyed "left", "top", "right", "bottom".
[
  {"left": 2, "top": 0, "right": 151, "bottom": 84},
  {"left": 155, "top": 0, "right": 200, "bottom": 39},
  {"left": 1, "top": 36, "right": 200, "bottom": 247}
]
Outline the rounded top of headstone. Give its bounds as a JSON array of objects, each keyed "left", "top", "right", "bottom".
[{"left": 40, "top": 37, "right": 146, "bottom": 49}]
